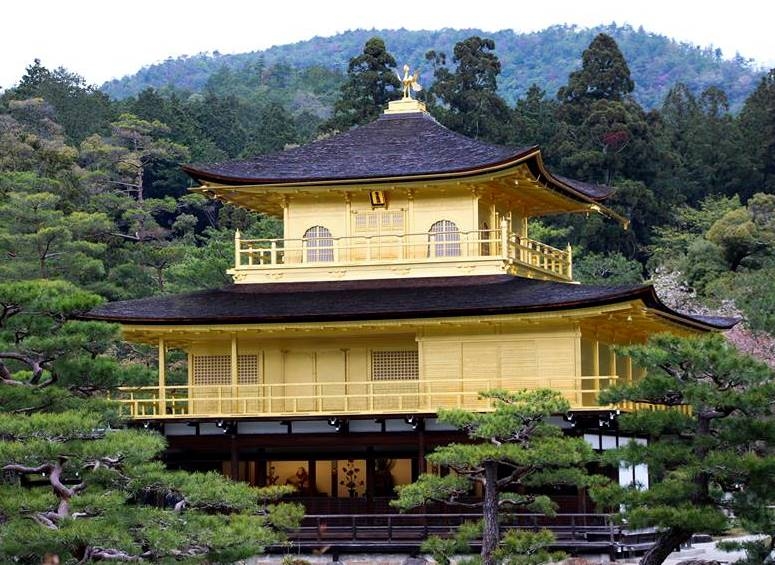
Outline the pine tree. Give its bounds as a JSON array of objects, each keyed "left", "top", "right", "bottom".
[
  {"left": 392, "top": 389, "right": 600, "bottom": 565},
  {"left": 739, "top": 68, "right": 775, "bottom": 195},
  {"left": 554, "top": 33, "right": 653, "bottom": 186},
  {"left": 594, "top": 334, "right": 775, "bottom": 565},
  {"left": 427, "top": 36, "right": 512, "bottom": 143},
  {"left": 0, "top": 281, "right": 303, "bottom": 563},
  {"left": 321, "top": 37, "right": 400, "bottom": 132}
]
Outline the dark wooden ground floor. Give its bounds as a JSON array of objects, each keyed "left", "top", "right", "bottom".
[{"left": 146, "top": 416, "right": 649, "bottom": 556}]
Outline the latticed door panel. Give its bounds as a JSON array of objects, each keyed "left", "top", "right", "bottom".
[
  {"left": 191, "top": 354, "right": 260, "bottom": 415},
  {"left": 371, "top": 351, "right": 420, "bottom": 411}
]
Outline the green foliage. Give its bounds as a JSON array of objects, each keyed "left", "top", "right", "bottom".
[
  {"left": 554, "top": 33, "right": 654, "bottom": 187},
  {"left": 0, "top": 279, "right": 152, "bottom": 392},
  {"left": 717, "top": 538, "right": 774, "bottom": 565},
  {"left": 558, "top": 33, "right": 634, "bottom": 106},
  {"left": 421, "top": 521, "right": 479, "bottom": 565},
  {"left": 573, "top": 251, "right": 644, "bottom": 285},
  {"left": 100, "top": 26, "right": 763, "bottom": 113},
  {"left": 493, "top": 529, "right": 566, "bottom": 565},
  {"left": 427, "top": 36, "right": 512, "bottom": 143},
  {"left": 511, "top": 84, "right": 559, "bottom": 148},
  {"left": 594, "top": 334, "right": 775, "bottom": 562},
  {"left": 394, "top": 389, "right": 600, "bottom": 565},
  {"left": 739, "top": 68, "right": 775, "bottom": 196},
  {"left": 3, "top": 59, "right": 114, "bottom": 143},
  {"left": 0, "top": 390, "right": 302, "bottom": 563},
  {"left": 649, "top": 194, "right": 741, "bottom": 270},
  {"left": 322, "top": 37, "right": 400, "bottom": 132},
  {"left": 732, "top": 265, "right": 775, "bottom": 333},
  {"left": 706, "top": 193, "right": 775, "bottom": 271}
]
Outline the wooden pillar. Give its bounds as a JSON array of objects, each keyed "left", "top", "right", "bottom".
[
  {"left": 230, "top": 334, "right": 239, "bottom": 386},
  {"left": 609, "top": 347, "right": 617, "bottom": 385},
  {"left": 365, "top": 447, "right": 375, "bottom": 500},
  {"left": 234, "top": 229, "right": 241, "bottom": 268},
  {"left": 331, "top": 459, "right": 339, "bottom": 497},
  {"left": 256, "top": 450, "right": 267, "bottom": 487},
  {"left": 230, "top": 438, "right": 240, "bottom": 481},
  {"left": 500, "top": 219, "right": 509, "bottom": 259},
  {"left": 344, "top": 192, "right": 352, "bottom": 237},
  {"left": 158, "top": 337, "right": 166, "bottom": 415},
  {"left": 282, "top": 196, "right": 290, "bottom": 240},
  {"left": 230, "top": 334, "right": 238, "bottom": 414},
  {"left": 407, "top": 189, "right": 415, "bottom": 234},
  {"left": 418, "top": 430, "right": 426, "bottom": 475},
  {"left": 471, "top": 189, "right": 480, "bottom": 230},
  {"left": 592, "top": 337, "right": 600, "bottom": 407},
  {"left": 307, "top": 459, "right": 316, "bottom": 495}
]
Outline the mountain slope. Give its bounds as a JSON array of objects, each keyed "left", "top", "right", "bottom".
[{"left": 101, "top": 24, "right": 764, "bottom": 110}]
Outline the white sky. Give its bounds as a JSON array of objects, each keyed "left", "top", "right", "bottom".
[{"left": 2, "top": 0, "right": 774, "bottom": 91}]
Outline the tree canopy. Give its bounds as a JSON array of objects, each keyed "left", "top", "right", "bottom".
[
  {"left": 321, "top": 37, "right": 401, "bottom": 132},
  {"left": 393, "top": 389, "right": 600, "bottom": 565},
  {"left": 594, "top": 334, "right": 775, "bottom": 565}
]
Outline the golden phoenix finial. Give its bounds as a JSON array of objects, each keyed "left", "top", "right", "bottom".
[{"left": 397, "top": 64, "right": 422, "bottom": 100}]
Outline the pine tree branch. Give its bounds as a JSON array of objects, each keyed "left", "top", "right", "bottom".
[
  {"left": 3, "top": 463, "right": 52, "bottom": 475},
  {"left": 79, "top": 546, "right": 150, "bottom": 563},
  {"left": 31, "top": 512, "right": 58, "bottom": 530}
]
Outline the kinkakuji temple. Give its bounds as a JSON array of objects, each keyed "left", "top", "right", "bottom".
[{"left": 85, "top": 90, "right": 735, "bottom": 555}]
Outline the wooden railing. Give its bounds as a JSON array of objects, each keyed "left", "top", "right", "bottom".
[
  {"left": 287, "top": 512, "right": 621, "bottom": 547},
  {"left": 509, "top": 235, "right": 573, "bottom": 279},
  {"left": 233, "top": 225, "right": 572, "bottom": 280},
  {"left": 280, "top": 512, "right": 657, "bottom": 557},
  {"left": 117, "top": 375, "right": 624, "bottom": 419}
]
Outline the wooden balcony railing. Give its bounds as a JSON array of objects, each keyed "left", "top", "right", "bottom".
[
  {"left": 117, "top": 375, "right": 626, "bottom": 420},
  {"left": 509, "top": 235, "right": 573, "bottom": 279},
  {"left": 233, "top": 224, "right": 572, "bottom": 280},
  {"left": 287, "top": 512, "right": 619, "bottom": 548}
]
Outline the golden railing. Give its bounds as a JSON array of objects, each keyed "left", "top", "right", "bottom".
[
  {"left": 509, "top": 235, "right": 573, "bottom": 279},
  {"left": 117, "top": 375, "right": 624, "bottom": 419},
  {"left": 233, "top": 226, "right": 572, "bottom": 280}
]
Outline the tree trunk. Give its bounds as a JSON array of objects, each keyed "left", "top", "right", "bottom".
[
  {"left": 481, "top": 460, "right": 499, "bottom": 565},
  {"left": 640, "top": 528, "right": 691, "bottom": 565}
]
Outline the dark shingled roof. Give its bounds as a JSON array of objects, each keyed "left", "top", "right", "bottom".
[
  {"left": 83, "top": 275, "right": 736, "bottom": 331},
  {"left": 182, "top": 111, "right": 613, "bottom": 201}
]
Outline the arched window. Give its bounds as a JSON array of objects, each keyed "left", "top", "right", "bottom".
[
  {"left": 428, "top": 220, "right": 461, "bottom": 257},
  {"left": 304, "top": 226, "right": 334, "bottom": 262}
]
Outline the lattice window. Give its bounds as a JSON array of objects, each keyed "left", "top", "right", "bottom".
[
  {"left": 371, "top": 350, "right": 419, "bottom": 381},
  {"left": 353, "top": 211, "right": 405, "bottom": 233},
  {"left": 193, "top": 355, "right": 230, "bottom": 386},
  {"left": 238, "top": 355, "right": 260, "bottom": 384},
  {"left": 192, "top": 354, "right": 260, "bottom": 385}
]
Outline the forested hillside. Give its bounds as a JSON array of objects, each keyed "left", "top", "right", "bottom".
[{"left": 102, "top": 25, "right": 764, "bottom": 111}]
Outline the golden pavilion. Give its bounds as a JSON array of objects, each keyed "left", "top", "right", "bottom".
[{"left": 85, "top": 94, "right": 733, "bottom": 551}]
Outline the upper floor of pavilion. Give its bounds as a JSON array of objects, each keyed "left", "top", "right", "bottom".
[{"left": 183, "top": 99, "right": 627, "bottom": 284}]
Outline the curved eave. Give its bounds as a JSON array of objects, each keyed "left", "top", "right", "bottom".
[
  {"left": 185, "top": 149, "right": 625, "bottom": 224},
  {"left": 635, "top": 285, "right": 739, "bottom": 332},
  {"left": 80, "top": 281, "right": 736, "bottom": 332}
]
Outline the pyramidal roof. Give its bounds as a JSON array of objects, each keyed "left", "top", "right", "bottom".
[{"left": 182, "top": 110, "right": 613, "bottom": 202}]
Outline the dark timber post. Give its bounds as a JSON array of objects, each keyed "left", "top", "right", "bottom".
[{"left": 230, "top": 438, "right": 240, "bottom": 481}]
